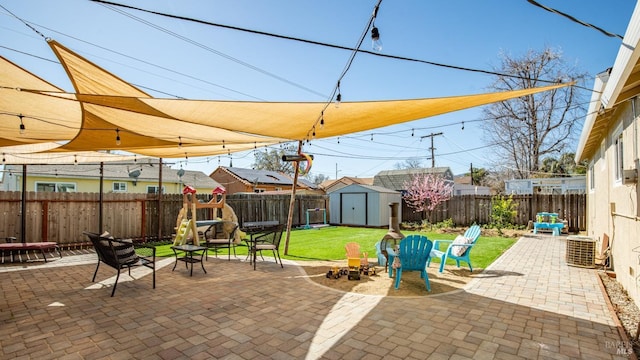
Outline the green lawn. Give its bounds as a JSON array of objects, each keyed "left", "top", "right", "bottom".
[{"left": 157, "top": 226, "right": 517, "bottom": 269}]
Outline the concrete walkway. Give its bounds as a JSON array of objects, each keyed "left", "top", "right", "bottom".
[{"left": 0, "top": 235, "right": 632, "bottom": 359}]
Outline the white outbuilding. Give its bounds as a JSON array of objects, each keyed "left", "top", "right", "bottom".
[{"left": 328, "top": 184, "right": 401, "bottom": 227}]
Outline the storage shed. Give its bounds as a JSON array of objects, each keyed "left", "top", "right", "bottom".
[{"left": 328, "top": 184, "right": 401, "bottom": 227}]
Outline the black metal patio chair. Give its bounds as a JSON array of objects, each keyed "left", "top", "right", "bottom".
[{"left": 84, "top": 231, "right": 156, "bottom": 297}]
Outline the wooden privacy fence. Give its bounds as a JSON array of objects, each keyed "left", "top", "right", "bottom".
[
  {"left": 0, "top": 191, "right": 584, "bottom": 246},
  {"left": 401, "top": 194, "right": 586, "bottom": 232},
  {"left": 0, "top": 192, "right": 328, "bottom": 247}
]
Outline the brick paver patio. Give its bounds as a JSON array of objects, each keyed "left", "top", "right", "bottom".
[{"left": 0, "top": 235, "right": 632, "bottom": 359}]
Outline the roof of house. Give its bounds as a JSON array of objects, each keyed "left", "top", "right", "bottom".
[
  {"left": 215, "top": 167, "right": 319, "bottom": 189},
  {"left": 373, "top": 167, "right": 453, "bottom": 190},
  {"left": 4, "top": 162, "right": 220, "bottom": 188},
  {"left": 320, "top": 176, "right": 374, "bottom": 192}
]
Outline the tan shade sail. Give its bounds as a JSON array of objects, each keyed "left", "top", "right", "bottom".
[
  {"left": 0, "top": 39, "right": 573, "bottom": 162},
  {"left": 0, "top": 57, "right": 81, "bottom": 147},
  {"left": 0, "top": 143, "right": 144, "bottom": 164}
]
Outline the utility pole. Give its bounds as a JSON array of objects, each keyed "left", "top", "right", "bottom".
[
  {"left": 470, "top": 163, "right": 474, "bottom": 185},
  {"left": 421, "top": 132, "right": 443, "bottom": 168}
]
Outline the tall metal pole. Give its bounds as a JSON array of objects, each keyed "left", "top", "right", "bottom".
[
  {"left": 21, "top": 164, "right": 26, "bottom": 244},
  {"left": 99, "top": 162, "right": 104, "bottom": 233},
  {"left": 158, "top": 158, "right": 163, "bottom": 242}
]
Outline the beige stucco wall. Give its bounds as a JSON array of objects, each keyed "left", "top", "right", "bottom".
[{"left": 587, "top": 100, "right": 640, "bottom": 308}]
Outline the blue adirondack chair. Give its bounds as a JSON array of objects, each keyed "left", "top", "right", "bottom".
[
  {"left": 427, "top": 224, "right": 481, "bottom": 273},
  {"left": 392, "top": 235, "right": 433, "bottom": 291}
]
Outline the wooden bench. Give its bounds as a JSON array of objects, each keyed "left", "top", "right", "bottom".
[{"left": 0, "top": 238, "right": 62, "bottom": 262}]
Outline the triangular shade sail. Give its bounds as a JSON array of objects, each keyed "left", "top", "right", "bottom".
[
  {"left": 0, "top": 39, "right": 573, "bottom": 161},
  {"left": 0, "top": 57, "right": 81, "bottom": 147}
]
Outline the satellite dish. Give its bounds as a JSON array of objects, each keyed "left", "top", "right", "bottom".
[{"left": 129, "top": 169, "right": 141, "bottom": 185}]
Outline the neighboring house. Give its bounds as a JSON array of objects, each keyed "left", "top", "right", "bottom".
[
  {"left": 504, "top": 177, "right": 586, "bottom": 195},
  {"left": 373, "top": 167, "right": 454, "bottom": 191},
  {"left": 452, "top": 184, "right": 492, "bottom": 196},
  {"left": 453, "top": 175, "right": 492, "bottom": 196},
  {"left": 209, "top": 166, "right": 320, "bottom": 195},
  {"left": 320, "top": 176, "right": 374, "bottom": 193},
  {"left": 0, "top": 162, "right": 220, "bottom": 194},
  {"left": 575, "top": 5, "right": 640, "bottom": 307}
]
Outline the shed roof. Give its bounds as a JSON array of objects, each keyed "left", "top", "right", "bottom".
[{"left": 328, "top": 183, "right": 400, "bottom": 194}]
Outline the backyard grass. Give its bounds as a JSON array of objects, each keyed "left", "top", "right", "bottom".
[{"left": 156, "top": 226, "right": 517, "bottom": 269}]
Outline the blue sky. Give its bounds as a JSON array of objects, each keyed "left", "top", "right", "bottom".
[{"left": 0, "top": 0, "right": 636, "bottom": 179}]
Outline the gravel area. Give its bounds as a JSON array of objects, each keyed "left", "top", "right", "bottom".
[{"left": 599, "top": 271, "right": 640, "bottom": 357}]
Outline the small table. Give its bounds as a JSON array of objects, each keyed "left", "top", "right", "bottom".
[{"left": 171, "top": 244, "right": 207, "bottom": 276}]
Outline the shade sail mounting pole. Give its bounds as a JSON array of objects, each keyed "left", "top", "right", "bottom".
[
  {"left": 21, "top": 164, "right": 27, "bottom": 244},
  {"left": 158, "top": 158, "right": 163, "bottom": 243},
  {"left": 99, "top": 162, "right": 104, "bottom": 233},
  {"left": 284, "top": 141, "right": 302, "bottom": 255}
]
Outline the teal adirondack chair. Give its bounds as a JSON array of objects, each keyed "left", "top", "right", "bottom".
[
  {"left": 427, "top": 224, "right": 481, "bottom": 273},
  {"left": 392, "top": 235, "right": 433, "bottom": 291}
]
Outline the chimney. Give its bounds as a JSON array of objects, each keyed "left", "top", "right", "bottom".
[{"left": 382, "top": 202, "right": 404, "bottom": 242}]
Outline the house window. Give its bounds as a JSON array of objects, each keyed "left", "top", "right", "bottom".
[
  {"left": 147, "top": 186, "right": 165, "bottom": 194},
  {"left": 614, "top": 130, "right": 624, "bottom": 182},
  {"left": 35, "top": 182, "right": 76, "bottom": 192},
  {"left": 113, "top": 182, "right": 127, "bottom": 192},
  {"left": 254, "top": 188, "right": 265, "bottom": 193},
  {"left": 588, "top": 162, "right": 595, "bottom": 191}
]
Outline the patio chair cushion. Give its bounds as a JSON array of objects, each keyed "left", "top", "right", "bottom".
[{"left": 451, "top": 235, "right": 473, "bottom": 256}]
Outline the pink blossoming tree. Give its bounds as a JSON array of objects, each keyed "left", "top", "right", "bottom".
[{"left": 402, "top": 174, "right": 453, "bottom": 225}]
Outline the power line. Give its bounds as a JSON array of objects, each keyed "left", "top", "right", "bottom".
[
  {"left": 89, "top": 0, "right": 579, "bottom": 88},
  {"left": 526, "top": 0, "right": 624, "bottom": 40}
]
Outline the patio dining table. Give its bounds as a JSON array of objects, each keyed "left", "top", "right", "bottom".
[{"left": 241, "top": 221, "right": 280, "bottom": 267}]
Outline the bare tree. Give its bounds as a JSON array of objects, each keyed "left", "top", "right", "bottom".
[
  {"left": 252, "top": 144, "right": 296, "bottom": 175},
  {"left": 394, "top": 158, "right": 423, "bottom": 169},
  {"left": 481, "top": 47, "right": 587, "bottom": 179}
]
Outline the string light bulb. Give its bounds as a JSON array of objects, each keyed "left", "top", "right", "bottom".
[
  {"left": 115, "top": 128, "right": 121, "bottom": 146},
  {"left": 18, "top": 114, "right": 25, "bottom": 135},
  {"left": 335, "top": 82, "right": 341, "bottom": 108},
  {"left": 320, "top": 111, "right": 325, "bottom": 128},
  {"left": 461, "top": 121, "right": 465, "bottom": 130},
  {"left": 371, "top": 26, "right": 382, "bottom": 52},
  {"left": 178, "top": 136, "right": 183, "bottom": 148}
]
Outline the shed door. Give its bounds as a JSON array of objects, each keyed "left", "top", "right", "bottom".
[{"left": 341, "top": 193, "right": 367, "bottom": 226}]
